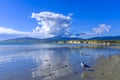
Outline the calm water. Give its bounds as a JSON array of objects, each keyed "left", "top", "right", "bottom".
[{"left": 0, "top": 44, "right": 120, "bottom": 80}]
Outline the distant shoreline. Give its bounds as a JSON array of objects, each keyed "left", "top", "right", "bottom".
[
  {"left": 0, "top": 40, "right": 120, "bottom": 45},
  {"left": 0, "top": 36, "right": 120, "bottom": 44}
]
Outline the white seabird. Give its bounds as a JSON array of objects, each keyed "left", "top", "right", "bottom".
[{"left": 81, "top": 61, "right": 91, "bottom": 69}]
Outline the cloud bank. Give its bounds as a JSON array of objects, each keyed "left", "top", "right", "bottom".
[
  {"left": 0, "top": 27, "right": 31, "bottom": 40},
  {"left": 0, "top": 11, "right": 111, "bottom": 40},
  {"left": 0, "top": 27, "right": 30, "bottom": 35},
  {"left": 0, "top": 12, "right": 72, "bottom": 39},
  {"left": 31, "top": 11, "right": 72, "bottom": 38}
]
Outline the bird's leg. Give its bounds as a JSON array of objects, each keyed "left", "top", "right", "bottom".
[{"left": 83, "top": 67, "right": 86, "bottom": 71}]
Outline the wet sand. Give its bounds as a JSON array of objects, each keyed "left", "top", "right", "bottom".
[{"left": 82, "top": 54, "right": 120, "bottom": 80}]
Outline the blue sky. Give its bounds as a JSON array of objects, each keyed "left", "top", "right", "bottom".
[{"left": 0, "top": 0, "right": 120, "bottom": 40}]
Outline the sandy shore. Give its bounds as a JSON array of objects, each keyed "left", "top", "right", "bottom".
[{"left": 81, "top": 54, "right": 120, "bottom": 80}]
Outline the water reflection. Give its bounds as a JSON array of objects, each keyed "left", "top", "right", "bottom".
[
  {"left": 0, "top": 44, "right": 120, "bottom": 80},
  {"left": 31, "top": 48, "right": 79, "bottom": 80}
]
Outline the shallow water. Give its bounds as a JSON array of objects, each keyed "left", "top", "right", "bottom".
[{"left": 0, "top": 44, "right": 120, "bottom": 80}]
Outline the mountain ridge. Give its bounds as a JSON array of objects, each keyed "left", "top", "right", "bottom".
[{"left": 88, "top": 36, "right": 120, "bottom": 40}]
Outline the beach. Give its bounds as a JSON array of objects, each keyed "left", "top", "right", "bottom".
[{"left": 82, "top": 54, "right": 120, "bottom": 80}]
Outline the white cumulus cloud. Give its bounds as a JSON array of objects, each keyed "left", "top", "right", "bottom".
[
  {"left": 82, "top": 24, "right": 111, "bottom": 36},
  {"left": 69, "top": 24, "right": 111, "bottom": 37},
  {"left": 31, "top": 11, "right": 72, "bottom": 38},
  {"left": 92, "top": 24, "right": 111, "bottom": 34}
]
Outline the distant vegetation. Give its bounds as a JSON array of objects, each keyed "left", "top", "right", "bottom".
[{"left": 56, "top": 40, "right": 120, "bottom": 45}]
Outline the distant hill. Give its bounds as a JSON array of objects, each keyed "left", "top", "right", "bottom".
[
  {"left": 0, "top": 36, "right": 83, "bottom": 44},
  {"left": 0, "top": 37, "right": 41, "bottom": 44},
  {"left": 44, "top": 36, "right": 83, "bottom": 41},
  {"left": 89, "top": 36, "right": 120, "bottom": 40}
]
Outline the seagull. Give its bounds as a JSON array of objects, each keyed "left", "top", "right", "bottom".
[
  {"left": 45, "top": 59, "right": 49, "bottom": 61},
  {"left": 81, "top": 61, "right": 91, "bottom": 70}
]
